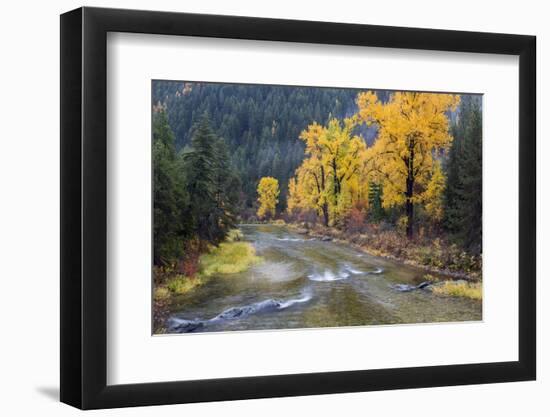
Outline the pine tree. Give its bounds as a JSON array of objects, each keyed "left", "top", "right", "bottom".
[
  {"left": 459, "top": 104, "right": 482, "bottom": 253},
  {"left": 443, "top": 119, "right": 464, "bottom": 234},
  {"left": 182, "top": 116, "right": 225, "bottom": 245},
  {"left": 443, "top": 96, "right": 482, "bottom": 254},
  {"left": 152, "top": 111, "right": 185, "bottom": 264},
  {"left": 212, "top": 137, "right": 241, "bottom": 233},
  {"left": 367, "top": 182, "right": 384, "bottom": 222}
]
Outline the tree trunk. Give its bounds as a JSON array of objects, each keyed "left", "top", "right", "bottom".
[
  {"left": 322, "top": 203, "right": 329, "bottom": 227},
  {"left": 405, "top": 192, "right": 413, "bottom": 239},
  {"left": 332, "top": 158, "right": 340, "bottom": 207},
  {"left": 320, "top": 165, "right": 329, "bottom": 226},
  {"left": 405, "top": 138, "right": 415, "bottom": 239}
]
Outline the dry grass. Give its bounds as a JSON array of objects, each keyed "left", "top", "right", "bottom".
[
  {"left": 201, "top": 242, "right": 262, "bottom": 276},
  {"left": 431, "top": 281, "right": 482, "bottom": 300}
]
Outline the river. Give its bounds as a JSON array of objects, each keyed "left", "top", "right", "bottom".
[{"left": 166, "top": 224, "right": 481, "bottom": 333}]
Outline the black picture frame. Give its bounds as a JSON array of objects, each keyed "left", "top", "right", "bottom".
[{"left": 60, "top": 6, "right": 536, "bottom": 410}]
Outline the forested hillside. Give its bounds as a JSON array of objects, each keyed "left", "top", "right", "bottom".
[{"left": 153, "top": 81, "right": 389, "bottom": 210}]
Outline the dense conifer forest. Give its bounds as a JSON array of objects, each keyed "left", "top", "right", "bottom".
[{"left": 152, "top": 81, "right": 393, "bottom": 210}]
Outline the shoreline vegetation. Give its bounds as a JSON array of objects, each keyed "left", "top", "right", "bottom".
[
  {"left": 239, "top": 218, "right": 482, "bottom": 299},
  {"left": 287, "top": 220, "right": 482, "bottom": 301},
  {"left": 269, "top": 220, "right": 481, "bottom": 300},
  {"left": 153, "top": 229, "right": 262, "bottom": 333},
  {"left": 286, "top": 222, "right": 481, "bottom": 282}
]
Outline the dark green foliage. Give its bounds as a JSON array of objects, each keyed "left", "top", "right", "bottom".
[
  {"left": 153, "top": 111, "right": 186, "bottom": 264},
  {"left": 152, "top": 81, "right": 361, "bottom": 208},
  {"left": 182, "top": 116, "right": 236, "bottom": 245},
  {"left": 212, "top": 138, "right": 243, "bottom": 222},
  {"left": 153, "top": 112, "right": 241, "bottom": 266},
  {"left": 443, "top": 96, "right": 483, "bottom": 254},
  {"left": 367, "top": 182, "right": 384, "bottom": 222}
]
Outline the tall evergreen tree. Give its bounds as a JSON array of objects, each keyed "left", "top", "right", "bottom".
[
  {"left": 152, "top": 111, "right": 185, "bottom": 264},
  {"left": 459, "top": 104, "right": 482, "bottom": 253},
  {"left": 367, "top": 182, "right": 384, "bottom": 222},
  {"left": 443, "top": 97, "right": 482, "bottom": 254},
  {"left": 212, "top": 137, "right": 241, "bottom": 234},
  {"left": 182, "top": 116, "right": 234, "bottom": 246}
]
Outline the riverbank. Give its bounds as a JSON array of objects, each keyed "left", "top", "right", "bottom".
[
  {"left": 161, "top": 224, "right": 482, "bottom": 333},
  {"left": 153, "top": 231, "right": 262, "bottom": 333},
  {"left": 287, "top": 222, "right": 482, "bottom": 282}
]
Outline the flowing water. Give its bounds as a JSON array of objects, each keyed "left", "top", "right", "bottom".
[{"left": 166, "top": 224, "right": 481, "bottom": 334}]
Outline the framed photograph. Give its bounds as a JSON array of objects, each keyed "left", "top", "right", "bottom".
[{"left": 60, "top": 6, "right": 536, "bottom": 409}]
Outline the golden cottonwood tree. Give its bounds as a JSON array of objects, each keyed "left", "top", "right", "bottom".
[
  {"left": 257, "top": 177, "right": 280, "bottom": 220},
  {"left": 287, "top": 157, "right": 329, "bottom": 225},
  {"left": 423, "top": 160, "right": 446, "bottom": 223},
  {"left": 287, "top": 118, "right": 368, "bottom": 226},
  {"left": 355, "top": 91, "right": 459, "bottom": 238}
]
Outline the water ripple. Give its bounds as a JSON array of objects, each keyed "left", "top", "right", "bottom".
[{"left": 168, "top": 290, "right": 313, "bottom": 333}]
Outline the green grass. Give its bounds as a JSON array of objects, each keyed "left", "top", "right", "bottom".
[
  {"left": 431, "top": 281, "right": 482, "bottom": 300},
  {"left": 152, "top": 237, "right": 258, "bottom": 333},
  {"left": 201, "top": 242, "right": 262, "bottom": 276},
  {"left": 165, "top": 275, "right": 204, "bottom": 294},
  {"left": 158, "top": 240, "right": 262, "bottom": 296}
]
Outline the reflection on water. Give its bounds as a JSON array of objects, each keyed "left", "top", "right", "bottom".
[{"left": 166, "top": 224, "right": 482, "bottom": 333}]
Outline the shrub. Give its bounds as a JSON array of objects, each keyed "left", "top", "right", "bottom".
[
  {"left": 178, "top": 255, "right": 198, "bottom": 277},
  {"left": 396, "top": 215, "right": 408, "bottom": 233},
  {"left": 296, "top": 209, "right": 319, "bottom": 228},
  {"left": 153, "top": 264, "right": 177, "bottom": 285},
  {"left": 345, "top": 207, "right": 367, "bottom": 234},
  {"left": 175, "top": 238, "right": 201, "bottom": 277},
  {"left": 226, "top": 229, "right": 244, "bottom": 242},
  {"left": 423, "top": 273, "right": 440, "bottom": 283},
  {"left": 154, "top": 286, "right": 170, "bottom": 301},
  {"left": 166, "top": 275, "right": 203, "bottom": 294}
]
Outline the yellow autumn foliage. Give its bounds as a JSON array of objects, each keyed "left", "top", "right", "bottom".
[
  {"left": 287, "top": 118, "right": 369, "bottom": 226},
  {"left": 423, "top": 160, "right": 446, "bottom": 222},
  {"left": 257, "top": 176, "right": 280, "bottom": 219},
  {"left": 288, "top": 91, "right": 459, "bottom": 236},
  {"left": 355, "top": 91, "right": 458, "bottom": 208}
]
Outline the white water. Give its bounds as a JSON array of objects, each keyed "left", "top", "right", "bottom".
[
  {"left": 167, "top": 290, "right": 313, "bottom": 333},
  {"left": 307, "top": 270, "right": 350, "bottom": 282}
]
